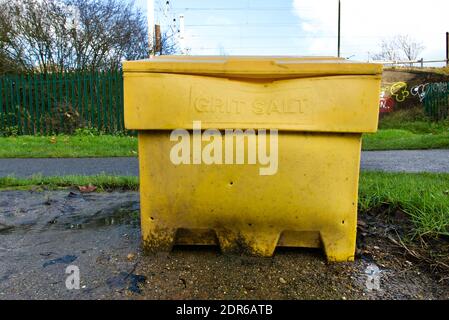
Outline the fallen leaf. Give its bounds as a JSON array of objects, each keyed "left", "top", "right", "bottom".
[{"left": 78, "top": 184, "right": 97, "bottom": 193}]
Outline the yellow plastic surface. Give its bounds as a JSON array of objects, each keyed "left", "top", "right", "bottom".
[
  {"left": 123, "top": 56, "right": 382, "bottom": 79},
  {"left": 123, "top": 56, "right": 382, "bottom": 262}
]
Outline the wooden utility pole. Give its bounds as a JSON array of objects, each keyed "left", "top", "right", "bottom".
[
  {"left": 155, "top": 24, "right": 162, "bottom": 55},
  {"left": 337, "top": 0, "right": 341, "bottom": 58},
  {"left": 147, "top": 0, "right": 155, "bottom": 56},
  {"left": 446, "top": 32, "right": 449, "bottom": 66}
]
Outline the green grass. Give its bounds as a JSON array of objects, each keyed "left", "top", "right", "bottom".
[
  {"left": 0, "top": 172, "right": 448, "bottom": 238},
  {"left": 363, "top": 107, "right": 449, "bottom": 151},
  {"left": 378, "top": 108, "right": 449, "bottom": 133},
  {"left": 363, "top": 129, "right": 449, "bottom": 150},
  {"left": 1, "top": 128, "right": 448, "bottom": 158},
  {"left": 359, "top": 172, "right": 449, "bottom": 237},
  {"left": 0, "top": 174, "right": 139, "bottom": 191},
  {"left": 0, "top": 135, "right": 138, "bottom": 158}
]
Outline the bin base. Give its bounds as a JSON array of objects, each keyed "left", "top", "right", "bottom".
[
  {"left": 138, "top": 131, "right": 361, "bottom": 262},
  {"left": 141, "top": 228, "right": 355, "bottom": 262}
]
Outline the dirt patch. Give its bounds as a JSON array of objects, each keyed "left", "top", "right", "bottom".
[
  {"left": 135, "top": 209, "right": 448, "bottom": 300},
  {"left": 358, "top": 206, "right": 449, "bottom": 283},
  {"left": 0, "top": 190, "right": 447, "bottom": 300}
]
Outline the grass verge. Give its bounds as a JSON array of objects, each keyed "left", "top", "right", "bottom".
[
  {"left": 0, "top": 135, "right": 138, "bottom": 158},
  {"left": 0, "top": 174, "right": 139, "bottom": 191},
  {"left": 363, "top": 108, "right": 449, "bottom": 151},
  {"left": 1, "top": 129, "right": 448, "bottom": 157},
  {"left": 0, "top": 172, "right": 448, "bottom": 238},
  {"left": 362, "top": 129, "right": 449, "bottom": 150},
  {"left": 359, "top": 172, "right": 449, "bottom": 237}
]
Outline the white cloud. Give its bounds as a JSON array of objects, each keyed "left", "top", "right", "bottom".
[{"left": 292, "top": 0, "right": 449, "bottom": 61}]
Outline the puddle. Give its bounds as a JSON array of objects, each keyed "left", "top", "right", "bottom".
[
  {"left": 106, "top": 272, "right": 147, "bottom": 294},
  {"left": 0, "top": 222, "right": 35, "bottom": 235},
  {"left": 0, "top": 190, "right": 142, "bottom": 300},
  {"left": 0, "top": 206, "right": 139, "bottom": 234},
  {"left": 0, "top": 223, "right": 15, "bottom": 234},
  {"left": 62, "top": 206, "right": 140, "bottom": 230},
  {"left": 43, "top": 255, "right": 78, "bottom": 268},
  {"left": 66, "top": 192, "right": 84, "bottom": 199}
]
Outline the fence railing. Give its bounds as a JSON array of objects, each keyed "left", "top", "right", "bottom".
[
  {"left": 423, "top": 82, "right": 449, "bottom": 120},
  {"left": 0, "top": 70, "right": 124, "bottom": 135},
  {"left": 370, "top": 58, "right": 449, "bottom": 68}
]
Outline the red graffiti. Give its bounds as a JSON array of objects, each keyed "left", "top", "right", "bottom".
[{"left": 379, "top": 96, "right": 395, "bottom": 113}]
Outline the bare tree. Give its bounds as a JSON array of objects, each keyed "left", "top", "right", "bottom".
[
  {"left": 0, "top": 0, "right": 179, "bottom": 74},
  {"left": 395, "top": 35, "right": 425, "bottom": 61},
  {"left": 154, "top": 31, "right": 179, "bottom": 56},
  {"left": 371, "top": 39, "right": 401, "bottom": 61},
  {"left": 372, "top": 34, "right": 425, "bottom": 62}
]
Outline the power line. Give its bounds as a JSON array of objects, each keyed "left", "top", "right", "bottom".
[
  {"left": 187, "top": 35, "right": 385, "bottom": 39},
  {"left": 185, "top": 23, "right": 305, "bottom": 27},
  {"left": 189, "top": 46, "right": 333, "bottom": 50},
  {"left": 171, "top": 7, "right": 313, "bottom": 11},
  {"left": 188, "top": 44, "right": 382, "bottom": 50},
  {"left": 159, "top": 2, "right": 385, "bottom": 56},
  {"left": 184, "top": 23, "right": 375, "bottom": 28},
  {"left": 188, "top": 35, "right": 337, "bottom": 39}
]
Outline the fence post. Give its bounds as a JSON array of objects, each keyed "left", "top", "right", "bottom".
[
  {"left": 0, "top": 76, "right": 3, "bottom": 131},
  {"left": 51, "top": 72, "right": 57, "bottom": 134},
  {"left": 14, "top": 75, "right": 20, "bottom": 134},
  {"left": 88, "top": 71, "right": 94, "bottom": 129},
  {"left": 41, "top": 73, "right": 46, "bottom": 134},
  {"left": 119, "top": 70, "right": 124, "bottom": 132}
]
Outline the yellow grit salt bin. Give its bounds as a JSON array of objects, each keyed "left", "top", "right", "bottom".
[{"left": 123, "top": 56, "right": 382, "bottom": 262}]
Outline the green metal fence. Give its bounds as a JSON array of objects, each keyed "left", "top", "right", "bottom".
[
  {"left": 423, "top": 82, "right": 449, "bottom": 121},
  {"left": 0, "top": 70, "right": 124, "bottom": 135}
]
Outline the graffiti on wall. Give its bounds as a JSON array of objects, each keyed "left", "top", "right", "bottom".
[
  {"left": 410, "top": 84, "right": 428, "bottom": 102},
  {"left": 389, "top": 82, "right": 409, "bottom": 102},
  {"left": 379, "top": 96, "right": 395, "bottom": 113},
  {"left": 379, "top": 81, "right": 449, "bottom": 113}
]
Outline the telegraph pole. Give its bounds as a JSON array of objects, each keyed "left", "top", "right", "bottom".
[
  {"left": 155, "top": 25, "right": 162, "bottom": 55},
  {"left": 446, "top": 32, "right": 449, "bottom": 66},
  {"left": 337, "top": 0, "right": 341, "bottom": 58},
  {"left": 147, "top": 0, "right": 155, "bottom": 56}
]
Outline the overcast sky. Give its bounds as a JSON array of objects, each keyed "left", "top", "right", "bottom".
[{"left": 135, "top": 0, "right": 448, "bottom": 63}]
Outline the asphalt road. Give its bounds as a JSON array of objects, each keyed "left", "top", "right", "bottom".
[
  {"left": 0, "top": 150, "right": 448, "bottom": 177},
  {"left": 0, "top": 157, "right": 140, "bottom": 177},
  {"left": 361, "top": 150, "right": 449, "bottom": 173}
]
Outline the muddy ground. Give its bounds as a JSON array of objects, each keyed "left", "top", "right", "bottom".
[{"left": 0, "top": 190, "right": 447, "bottom": 300}]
